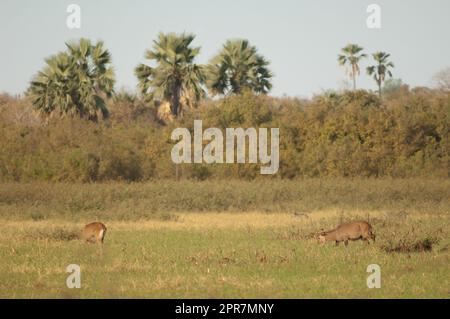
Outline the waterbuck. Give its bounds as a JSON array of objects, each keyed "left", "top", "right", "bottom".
[
  {"left": 318, "top": 221, "right": 375, "bottom": 246},
  {"left": 81, "top": 222, "right": 107, "bottom": 244}
]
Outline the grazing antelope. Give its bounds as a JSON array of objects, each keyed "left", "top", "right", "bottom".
[
  {"left": 318, "top": 221, "right": 375, "bottom": 246},
  {"left": 81, "top": 222, "right": 107, "bottom": 244}
]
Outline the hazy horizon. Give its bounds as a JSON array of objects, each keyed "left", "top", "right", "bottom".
[{"left": 1, "top": 0, "right": 449, "bottom": 97}]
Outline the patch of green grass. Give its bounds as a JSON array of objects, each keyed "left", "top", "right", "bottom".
[
  {"left": 0, "top": 179, "right": 449, "bottom": 220},
  {"left": 0, "top": 179, "right": 448, "bottom": 298},
  {"left": 0, "top": 212, "right": 448, "bottom": 299},
  {"left": 25, "top": 227, "right": 80, "bottom": 242}
]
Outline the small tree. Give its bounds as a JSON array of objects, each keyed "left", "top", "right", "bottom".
[
  {"left": 432, "top": 67, "right": 450, "bottom": 92},
  {"left": 366, "top": 52, "right": 394, "bottom": 98},
  {"left": 338, "top": 44, "right": 367, "bottom": 91}
]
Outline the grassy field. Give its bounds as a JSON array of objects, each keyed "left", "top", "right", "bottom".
[{"left": 0, "top": 179, "right": 449, "bottom": 298}]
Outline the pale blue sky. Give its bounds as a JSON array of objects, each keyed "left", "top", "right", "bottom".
[{"left": 1, "top": 0, "right": 449, "bottom": 97}]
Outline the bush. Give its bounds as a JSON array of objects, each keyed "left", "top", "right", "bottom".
[{"left": 0, "top": 89, "right": 449, "bottom": 181}]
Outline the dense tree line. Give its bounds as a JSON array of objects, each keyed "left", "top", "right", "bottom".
[{"left": 1, "top": 87, "right": 448, "bottom": 181}]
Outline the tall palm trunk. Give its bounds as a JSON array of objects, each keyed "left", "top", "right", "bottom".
[
  {"left": 378, "top": 80, "right": 382, "bottom": 98},
  {"left": 171, "top": 83, "right": 182, "bottom": 118},
  {"left": 352, "top": 64, "right": 357, "bottom": 91}
]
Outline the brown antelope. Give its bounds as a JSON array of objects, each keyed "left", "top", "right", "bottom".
[
  {"left": 81, "top": 222, "right": 107, "bottom": 244},
  {"left": 318, "top": 221, "right": 375, "bottom": 246}
]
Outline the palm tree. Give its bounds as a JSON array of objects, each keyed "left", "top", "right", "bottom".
[
  {"left": 29, "top": 38, "right": 115, "bottom": 121},
  {"left": 135, "top": 32, "right": 205, "bottom": 118},
  {"left": 366, "top": 52, "right": 394, "bottom": 98},
  {"left": 206, "top": 39, "right": 272, "bottom": 96},
  {"left": 338, "top": 44, "right": 367, "bottom": 91}
]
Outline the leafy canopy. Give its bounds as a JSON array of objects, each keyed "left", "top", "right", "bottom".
[
  {"left": 367, "top": 52, "right": 394, "bottom": 83},
  {"left": 338, "top": 44, "right": 367, "bottom": 90},
  {"left": 206, "top": 39, "right": 273, "bottom": 96},
  {"left": 367, "top": 52, "right": 394, "bottom": 96},
  {"left": 28, "top": 38, "right": 115, "bottom": 122},
  {"left": 135, "top": 32, "right": 205, "bottom": 118}
]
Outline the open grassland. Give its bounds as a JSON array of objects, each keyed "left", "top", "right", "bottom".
[
  {"left": 1, "top": 179, "right": 449, "bottom": 220},
  {"left": 0, "top": 179, "right": 449, "bottom": 298}
]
